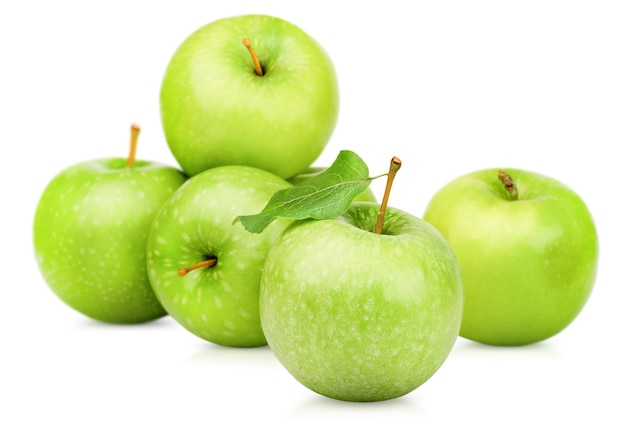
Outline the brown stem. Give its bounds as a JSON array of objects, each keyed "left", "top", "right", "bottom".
[
  {"left": 375, "top": 157, "right": 402, "bottom": 234},
  {"left": 126, "top": 123, "right": 140, "bottom": 168},
  {"left": 178, "top": 257, "right": 217, "bottom": 277},
  {"left": 498, "top": 170, "right": 518, "bottom": 200},
  {"left": 242, "top": 38, "right": 264, "bottom": 76}
]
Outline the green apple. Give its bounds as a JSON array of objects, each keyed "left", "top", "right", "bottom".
[
  {"left": 423, "top": 168, "right": 599, "bottom": 346},
  {"left": 33, "top": 125, "right": 187, "bottom": 323},
  {"left": 160, "top": 14, "right": 340, "bottom": 179},
  {"left": 288, "top": 166, "right": 377, "bottom": 203},
  {"left": 146, "top": 165, "right": 293, "bottom": 347},
  {"left": 259, "top": 202, "right": 463, "bottom": 401}
]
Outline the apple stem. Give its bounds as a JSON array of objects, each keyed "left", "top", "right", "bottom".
[
  {"left": 126, "top": 123, "right": 140, "bottom": 168},
  {"left": 375, "top": 157, "right": 402, "bottom": 234},
  {"left": 242, "top": 38, "right": 264, "bottom": 76},
  {"left": 498, "top": 170, "right": 519, "bottom": 200},
  {"left": 178, "top": 258, "right": 218, "bottom": 277}
]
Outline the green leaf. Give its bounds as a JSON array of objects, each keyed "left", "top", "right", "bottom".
[{"left": 238, "top": 150, "right": 372, "bottom": 233}]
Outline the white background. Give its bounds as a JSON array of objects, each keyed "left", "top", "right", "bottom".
[{"left": 2, "top": 1, "right": 624, "bottom": 425}]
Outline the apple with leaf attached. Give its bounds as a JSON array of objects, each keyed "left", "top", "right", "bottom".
[
  {"left": 33, "top": 124, "right": 187, "bottom": 323},
  {"left": 423, "top": 168, "right": 598, "bottom": 346},
  {"left": 160, "top": 14, "right": 339, "bottom": 179},
  {"left": 238, "top": 151, "right": 464, "bottom": 402}
]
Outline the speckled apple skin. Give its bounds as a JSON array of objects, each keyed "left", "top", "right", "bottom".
[
  {"left": 423, "top": 168, "right": 599, "bottom": 346},
  {"left": 33, "top": 158, "right": 187, "bottom": 323},
  {"left": 160, "top": 14, "right": 339, "bottom": 179},
  {"left": 146, "top": 166, "right": 292, "bottom": 347},
  {"left": 260, "top": 203, "right": 464, "bottom": 402}
]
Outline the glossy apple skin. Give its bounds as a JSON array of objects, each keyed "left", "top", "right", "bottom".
[
  {"left": 33, "top": 158, "right": 187, "bottom": 323},
  {"left": 288, "top": 166, "right": 377, "bottom": 203},
  {"left": 160, "top": 14, "right": 339, "bottom": 179},
  {"left": 146, "top": 166, "right": 292, "bottom": 347},
  {"left": 423, "top": 168, "right": 598, "bottom": 346},
  {"left": 260, "top": 203, "right": 463, "bottom": 402}
]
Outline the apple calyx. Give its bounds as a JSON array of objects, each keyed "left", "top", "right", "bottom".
[
  {"left": 498, "top": 170, "right": 519, "bottom": 200},
  {"left": 178, "top": 257, "right": 218, "bottom": 277},
  {"left": 242, "top": 38, "right": 264, "bottom": 76},
  {"left": 375, "top": 156, "right": 402, "bottom": 234},
  {"left": 126, "top": 123, "right": 141, "bottom": 169}
]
